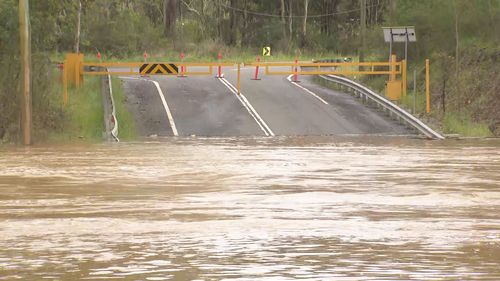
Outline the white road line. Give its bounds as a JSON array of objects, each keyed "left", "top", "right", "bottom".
[
  {"left": 222, "top": 78, "right": 275, "bottom": 136},
  {"left": 120, "top": 76, "right": 179, "bottom": 136},
  {"left": 151, "top": 80, "right": 179, "bottom": 136},
  {"left": 217, "top": 77, "right": 275, "bottom": 137},
  {"left": 287, "top": 75, "right": 329, "bottom": 105},
  {"left": 218, "top": 78, "right": 269, "bottom": 136}
]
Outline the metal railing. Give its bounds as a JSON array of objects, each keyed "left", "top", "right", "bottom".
[{"left": 319, "top": 74, "right": 444, "bottom": 139}]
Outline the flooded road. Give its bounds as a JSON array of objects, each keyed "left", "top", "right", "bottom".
[{"left": 1, "top": 136, "right": 499, "bottom": 280}]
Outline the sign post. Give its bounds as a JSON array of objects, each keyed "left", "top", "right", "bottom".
[
  {"left": 383, "top": 26, "right": 416, "bottom": 98},
  {"left": 382, "top": 26, "right": 416, "bottom": 63}
]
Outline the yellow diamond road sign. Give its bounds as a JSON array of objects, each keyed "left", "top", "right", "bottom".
[{"left": 263, "top": 47, "right": 271, "bottom": 56}]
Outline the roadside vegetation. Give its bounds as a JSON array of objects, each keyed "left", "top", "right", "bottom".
[
  {"left": 1, "top": 0, "right": 499, "bottom": 144},
  {"left": 111, "top": 77, "right": 136, "bottom": 140},
  {"left": 37, "top": 76, "right": 104, "bottom": 143}
]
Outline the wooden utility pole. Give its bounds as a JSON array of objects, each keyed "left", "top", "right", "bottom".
[
  {"left": 360, "top": 0, "right": 366, "bottom": 63},
  {"left": 19, "top": 0, "right": 32, "bottom": 145}
]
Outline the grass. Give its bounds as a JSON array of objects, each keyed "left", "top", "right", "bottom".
[
  {"left": 443, "top": 112, "right": 493, "bottom": 137},
  {"left": 111, "top": 77, "right": 136, "bottom": 140},
  {"left": 399, "top": 91, "right": 427, "bottom": 115},
  {"left": 42, "top": 75, "right": 137, "bottom": 143},
  {"left": 47, "top": 76, "right": 104, "bottom": 143},
  {"left": 314, "top": 74, "right": 494, "bottom": 138}
]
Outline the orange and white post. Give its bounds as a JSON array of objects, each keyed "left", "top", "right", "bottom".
[
  {"left": 252, "top": 55, "right": 261, "bottom": 80},
  {"left": 216, "top": 52, "right": 223, "bottom": 78},
  {"left": 293, "top": 58, "right": 299, "bottom": 82},
  {"left": 179, "top": 52, "right": 186, "bottom": 77}
]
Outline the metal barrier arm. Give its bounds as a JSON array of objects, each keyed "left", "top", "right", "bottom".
[
  {"left": 81, "top": 62, "right": 236, "bottom": 76},
  {"left": 244, "top": 61, "right": 402, "bottom": 76}
]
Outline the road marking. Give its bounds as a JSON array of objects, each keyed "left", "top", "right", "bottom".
[
  {"left": 287, "top": 75, "right": 329, "bottom": 105},
  {"left": 218, "top": 77, "right": 275, "bottom": 137},
  {"left": 120, "top": 76, "right": 179, "bottom": 136},
  {"left": 151, "top": 80, "right": 179, "bottom": 136}
]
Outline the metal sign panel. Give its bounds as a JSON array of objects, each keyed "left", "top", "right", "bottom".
[
  {"left": 140, "top": 63, "right": 178, "bottom": 75},
  {"left": 382, "top": 26, "right": 416, "bottom": 42},
  {"left": 262, "top": 47, "right": 271, "bottom": 56}
]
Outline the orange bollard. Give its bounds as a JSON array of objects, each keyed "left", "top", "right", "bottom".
[
  {"left": 179, "top": 52, "right": 186, "bottom": 78},
  {"left": 293, "top": 58, "right": 299, "bottom": 82},
  {"left": 141, "top": 51, "right": 149, "bottom": 77},
  {"left": 216, "top": 52, "right": 223, "bottom": 78},
  {"left": 252, "top": 55, "right": 261, "bottom": 80}
]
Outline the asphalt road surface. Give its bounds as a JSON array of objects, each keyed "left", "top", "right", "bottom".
[{"left": 121, "top": 66, "right": 411, "bottom": 137}]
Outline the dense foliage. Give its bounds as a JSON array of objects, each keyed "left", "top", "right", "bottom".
[{"left": 1, "top": 0, "right": 499, "bottom": 141}]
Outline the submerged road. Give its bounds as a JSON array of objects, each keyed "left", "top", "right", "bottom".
[{"left": 121, "top": 66, "right": 411, "bottom": 137}]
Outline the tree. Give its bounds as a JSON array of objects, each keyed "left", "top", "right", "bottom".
[
  {"left": 163, "top": 0, "right": 177, "bottom": 37},
  {"left": 301, "top": 0, "right": 309, "bottom": 47},
  {"left": 359, "top": 0, "right": 366, "bottom": 62},
  {"left": 74, "top": 0, "right": 82, "bottom": 53}
]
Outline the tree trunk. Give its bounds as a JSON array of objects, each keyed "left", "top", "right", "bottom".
[
  {"left": 229, "top": 0, "right": 237, "bottom": 45},
  {"left": 288, "top": 0, "right": 293, "bottom": 44},
  {"left": 390, "top": 0, "right": 396, "bottom": 24},
  {"left": 301, "top": 0, "right": 308, "bottom": 47},
  {"left": 216, "top": 0, "right": 222, "bottom": 40},
  {"left": 360, "top": 0, "right": 366, "bottom": 63},
  {"left": 454, "top": 0, "right": 460, "bottom": 97},
  {"left": 281, "top": 0, "right": 286, "bottom": 41},
  {"left": 241, "top": 0, "right": 249, "bottom": 46},
  {"left": 163, "top": 0, "right": 176, "bottom": 37},
  {"left": 74, "top": 0, "right": 82, "bottom": 53}
]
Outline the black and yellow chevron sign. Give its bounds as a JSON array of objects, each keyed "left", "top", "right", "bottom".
[{"left": 139, "top": 63, "right": 178, "bottom": 75}]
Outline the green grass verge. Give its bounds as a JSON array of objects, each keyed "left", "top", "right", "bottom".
[
  {"left": 399, "top": 91, "right": 427, "bottom": 115},
  {"left": 442, "top": 112, "right": 493, "bottom": 137},
  {"left": 47, "top": 77, "right": 104, "bottom": 143},
  {"left": 111, "top": 77, "right": 136, "bottom": 140}
]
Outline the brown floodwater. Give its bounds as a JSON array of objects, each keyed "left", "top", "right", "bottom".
[{"left": 0, "top": 136, "right": 499, "bottom": 280}]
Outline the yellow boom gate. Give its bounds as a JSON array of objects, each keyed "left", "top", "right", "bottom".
[
  {"left": 62, "top": 53, "right": 239, "bottom": 105},
  {"left": 63, "top": 53, "right": 407, "bottom": 105},
  {"left": 245, "top": 54, "right": 407, "bottom": 101}
]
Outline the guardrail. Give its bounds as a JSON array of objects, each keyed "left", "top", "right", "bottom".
[
  {"left": 107, "top": 72, "right": 119, "bottom": 142},
  {"left": 319, "top": 74, "right": 444, "bottom": 140},
  {"left": 100, "top": 68, "right": 119, "bottom": 142}
]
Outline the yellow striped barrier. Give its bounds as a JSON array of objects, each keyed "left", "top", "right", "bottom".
[{"left": 63, "top": 53, "right": 238, "bottom": 105}]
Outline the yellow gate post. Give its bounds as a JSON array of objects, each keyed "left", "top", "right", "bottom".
[
  {"left": 390, "top": 54, "right": 397, "bottom": 81},
  {"left": 63, "top": 53, "right": 84, "bottom": 106},
  {"left": 402, "top": 59, "right": 407, "bottom": 97},
  {"left": 385, "top": 54, "right": 402, "bottom": 101}
]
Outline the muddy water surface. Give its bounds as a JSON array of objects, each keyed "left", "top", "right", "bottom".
[{"left": 1, "top": 136, "right": 499, "bottom": 280}]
